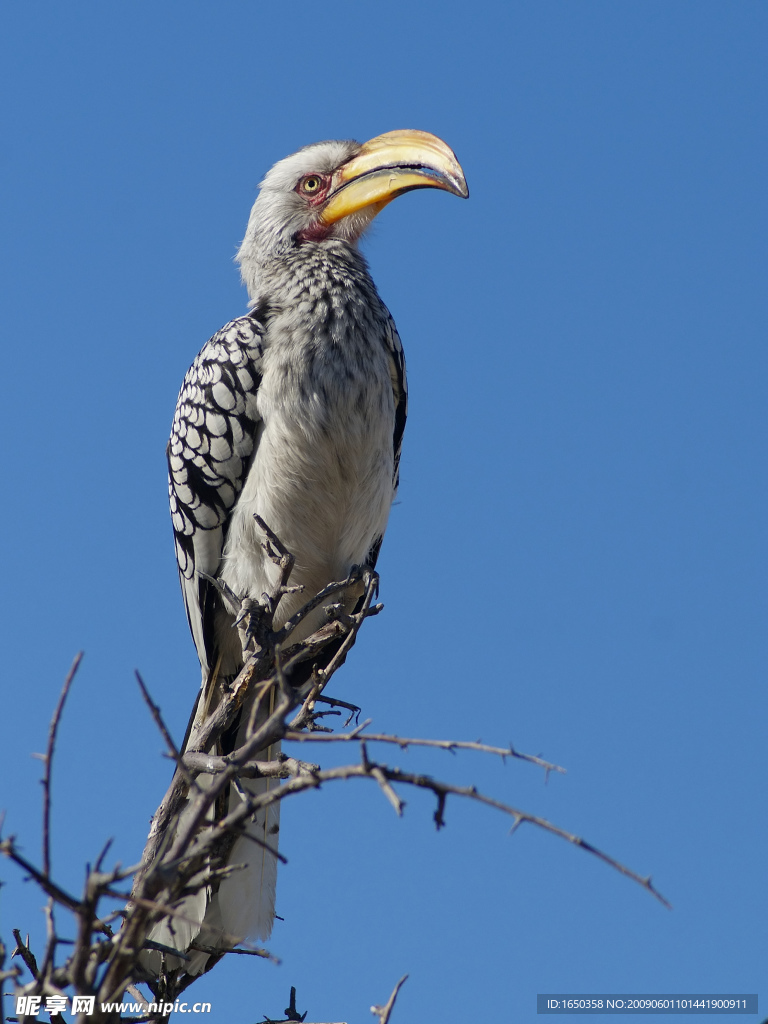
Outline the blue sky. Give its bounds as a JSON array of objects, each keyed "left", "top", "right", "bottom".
[{"left": 1, "top": 2, "right": 766, "bottom": 1021}]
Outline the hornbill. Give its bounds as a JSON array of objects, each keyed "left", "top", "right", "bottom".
[{"left": 153, "top": 130, "right": 468, "bottom": 971}]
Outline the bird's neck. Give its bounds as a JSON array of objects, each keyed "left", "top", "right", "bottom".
[{"left": 242, "top": 239, "right": 378, "bottom": 311}]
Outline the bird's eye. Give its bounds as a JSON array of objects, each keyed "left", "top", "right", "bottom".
[{"left": 299, "top": 174, "right": 322, "bottom": 194}]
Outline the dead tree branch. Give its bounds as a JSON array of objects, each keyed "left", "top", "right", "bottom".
[
  {"left": 1, "top": 526, "right": 668, "bottom": 1022},
  {"left": 40, "top": 652, "right": 83, "bottom": 877},
  {"left": 371, "top": 976, "right": 408, "bottom": 1024},
  {"left": 199, "top": 744, "right": 670, "bottom": 908},
  {"left": 285, "top": 726, "right": 566, "bottom": 777}
]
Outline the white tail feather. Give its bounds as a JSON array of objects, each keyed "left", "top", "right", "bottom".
[{"left": 143, "top": 679, "right": 280, "bottom": 976}]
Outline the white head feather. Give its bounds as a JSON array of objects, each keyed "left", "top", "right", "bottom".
[{"left": 236, "top": 139, "right": 382, "bottom": 297}]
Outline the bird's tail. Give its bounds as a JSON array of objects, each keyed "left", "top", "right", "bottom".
[
  {"left": 213, "top": 684, "right": 281, "bottom": 948},
  {"left": 143, "top": 673, "right": 280, "bottom": 977}
]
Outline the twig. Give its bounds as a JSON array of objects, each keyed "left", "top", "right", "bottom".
[
  {"left": 285, "top": 729, "right": 566, "bottom": 777},
  {"left": 40, "top": 898, "right": 58, "bottom": 988},
  {"left": 274, "top": 572, "right": 365, "bottom": 648},
  {"left": 3, "top": 838, "right": 83, "bottom": 916},
  {"left": 41, "top": 652, "right": 83, "bottom": 876},
  {"left": 362, "top": 743, "right": 404, "bottom": 817},
  {"left": 126, "top": 984, "right": 151, "bottom": 1010},
  {"left": 371, "top": 975, "right": 408, "bottom": 1024},
  {"left": 254, "top": 513, "right": 297, "bottom": 619},
  {"left": 11, "top": 929, "right": 39, "bottom": 980},
  {"left": 190, "top": 942, "right": 279, "bottom": 964},
  {"left": 135, "top": 671, "right": 195, "bottom": 788},
  {"left": 0, "top": 938, "right": 21, "bottom": 1024},
  {"left": 315, "top": 571, "right": 379, "bottom": 683},
  {"left": 288, "top": 571, "right": 380, "bottom": 733}
]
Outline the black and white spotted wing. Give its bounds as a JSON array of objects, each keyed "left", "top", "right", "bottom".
[
  {"left": 168, "top": 307, "right": 407, "bottom": 672},
  {"left": 167, "top": 313, "right": 265, "bottom": 675}
]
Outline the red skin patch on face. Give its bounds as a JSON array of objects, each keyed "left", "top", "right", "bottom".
[
  {"left": 297, "top": 220, "right": 333, "bottom": 243},
  {"left": 294, "top": 173, "right": 335, "bottom": 242}
]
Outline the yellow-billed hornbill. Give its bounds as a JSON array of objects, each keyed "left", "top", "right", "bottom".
[{"left": 156, "top": 130, "right": 467, "bottom": 970}]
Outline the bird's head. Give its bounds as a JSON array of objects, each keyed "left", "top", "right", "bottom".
[{"left": 236, "top": 129, "right": 468, "bottom": 286}]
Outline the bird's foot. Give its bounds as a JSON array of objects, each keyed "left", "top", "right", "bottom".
[
  {"left": 362, "top": 566, "right": 380, "bottom": 599},
  {"left": 197, "top": 571, "right": 271, "bottom": 657}
]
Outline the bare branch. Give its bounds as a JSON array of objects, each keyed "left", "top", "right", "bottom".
[
  {"left": 289, "top": 571, "right": 380, "bottom": 733},
  {"left": 40, "top": 899, "right": 58, "bottom": 989},
  {"left": 371, "top": 975, "right": 408, "bottom": 1024},
  {"left": 361, "top": 743, "right": 404, "bottom": 817},
  {"left": 135, "top": 671, "right": 195, "bottom": 789},
  {"left": 12, "top": 928, "right": 40, "bottom": 980},
  {"left": 221, "top": 754, "right": 672, "bottom": 909},
  {"left": 3, "top": 838, "right": 84, "bottom": 917},
  {"left": 253, "top": 513, "right": 297, "bottom": 620},
  {"left": 275, "top": 571, "right": 367, "bottom": 648},
  {"left": 315, "top": 571, "right": 379, "bottom": 684},
  {"left": 285, "top": 728, "right": 566, "bottom": 777},
  {"left": 41, "top": 652, "right": 84, "bottom": 876},
  {"left": 3, "top": 533, "right": 669, "bottom": 1023},
  {"left": 0, "top": 937, "right": 21, "bottom": 1024},
  {"left": 190, "top": 942, "right": 279, "bottom": 964},
  {"left": 182, "top": 751, "right": 319, "bottom": 779}
]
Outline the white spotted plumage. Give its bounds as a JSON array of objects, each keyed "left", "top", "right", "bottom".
[
  {"left": 168, "top": 315, "right": 266, "bottom": 674},
  {"left": 157, "top": 140, "right": 408, "bottom": 972}
]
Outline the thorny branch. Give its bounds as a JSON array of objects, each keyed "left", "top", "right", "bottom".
[
  {"left": 285, "top": 725, "right": 567, "bottom": 778},
  {"left": 1, "top": 523, "right": 669, "bottom": 1023}
]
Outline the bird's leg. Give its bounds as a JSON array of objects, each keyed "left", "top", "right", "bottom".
[
  {"left": 233, "top": 596, "right": 268, "bottom": 658},
  {"left": 200, "top": 517, "right": 305, "bottom": 659},
  {"left": 197, "top": 571, "right": 271, "bottom": 658}
]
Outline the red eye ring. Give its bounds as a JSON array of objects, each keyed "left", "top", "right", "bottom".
[{"left": 296, "top": 173, "right": 330, "bottom": 202}]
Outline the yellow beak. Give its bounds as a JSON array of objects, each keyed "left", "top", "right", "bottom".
[{"left": 320, "top": 129, "right": 469, "bottom": 225}]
